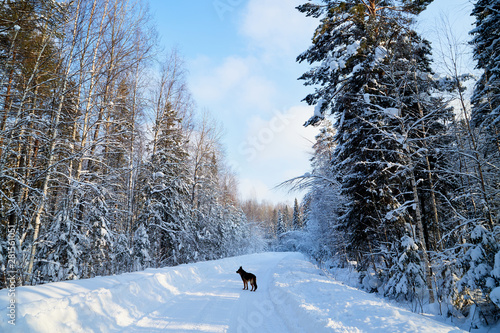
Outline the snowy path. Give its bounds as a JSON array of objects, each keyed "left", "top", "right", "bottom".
[{"left": 0, "top": 252, "right": 465, "bottom": 332}]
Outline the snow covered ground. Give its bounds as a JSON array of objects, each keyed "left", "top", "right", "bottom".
[{"left": 0, "top": 252, "right": 472, "bottom": 332}]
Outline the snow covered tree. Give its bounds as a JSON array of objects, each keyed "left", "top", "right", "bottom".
[
  {"left": 113, "top": 232, "right": 132, "bottom": 274},
  {"left": 137, "top": 103, "right": 193, "bottom": 266},
  {"left": 0, "top": 0, "right": 70, "bottom": 284},
  {"left": 276, "top": 210, "right": 285, "bottom": 238},
  {"left": 297, "top": 0, "right": 445, "bottom": 301},
  {"left": 491, "top": 251, "right": 500, "bottom": 309},
  {"left": 133, "top": 48, "right": 195, "bottom": 266},
  {"left": 133, "top": 223, "right": 152, "bottom": 271},
  {"left": 292, "top": 198, "right": 303, "bottom": 230},
  {"left": 187, "top": 114, "right": 225, "bottom": 261},
  {"left": 279, "top": 120, "right": 347, "bottom": 264},
  {"left": 456, "top": 223, "right": 500, "bottom": 314},
  {"left": 282, "top": 205, "right": 291, "bottom": 232},
  {"left": 385, "top": 234, "right": 425, "bottom": 310},
  {"left": 470, "top": 0, "right": 500, "bottom": 140},
  {"left": 35, "top": 204, "right": 83, "bottom": 283},
  {"left": 470, "top": 0, "right": 500, "bottom": 230},
  {"left": 83, "top": 187, "right": 114, "bottom": 278}
]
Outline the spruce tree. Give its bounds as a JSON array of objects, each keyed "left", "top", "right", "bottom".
[
  {"left": 276, "top": 210, "right": 285, "bottom": 237},
  {"left": 470, "top": 0, "right": 500, "bottom": 229},
  {"left": 136, "top": 105, "right": 193, "bottom": 266},
  {"left": 133, "top": 223, "right": 152, "bottom": 271},
  {"left": 470, "top": 0, "right": 500, "bottom": 139},
  {"left": 292, "top": 198, "right": 303, "bottom": 230},
  {"left": 298, "top": 0, "right": 426, "bottom": 254},
  {"left": 385, "top": 234, "right": 425, "bottom": 309},
  {"left": 456, "top": 223, "right": 500, "bottom": 313},
  {"left": 297, "top": 1, "right": 441, "bottom": 300}
]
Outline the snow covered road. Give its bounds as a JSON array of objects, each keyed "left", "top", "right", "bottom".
[{"left": 0, "top": 252, "right": 466, "bottom": 332}]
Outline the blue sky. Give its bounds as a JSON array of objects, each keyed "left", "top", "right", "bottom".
[{"left": 148, "top": 0, "right": 474, "bottom": 204}]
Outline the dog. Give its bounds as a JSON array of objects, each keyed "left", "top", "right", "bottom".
[{"left": 236, "top": 266, "right": 257, "bottom": 291}]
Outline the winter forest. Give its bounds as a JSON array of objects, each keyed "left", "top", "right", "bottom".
[
  {"left": 0, "top": 0, "right": 268, "bottom": 288},
  {"left": 0, "top": 0, "right": 499, "bottom": 328},
  {"left": 282, "top": 0, "right": 500, "bottom": 324}
]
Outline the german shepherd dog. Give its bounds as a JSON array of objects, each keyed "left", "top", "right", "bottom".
[{"left": 236, "top": 266, "right": 257, "bottom": 291}]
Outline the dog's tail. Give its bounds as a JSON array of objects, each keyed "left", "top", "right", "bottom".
[{"left": 254, "top": 278, "right": 258, "bottom": 291}]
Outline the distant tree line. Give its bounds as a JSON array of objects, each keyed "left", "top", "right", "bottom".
[
  {"left": 241, "top": 198, "right": 304, "bottom": 247},
  {"left": 284, "top": 0, "right": 500, "bottom": 326},
  {"left": 0, "top": 0, "right": 262, "bottom": 288}
]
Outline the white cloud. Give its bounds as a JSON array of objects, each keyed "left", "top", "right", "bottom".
[
  {"left": 240, "top": 75, "right": 277, "bottom": 109},
  {"left": 185, "top": 0, "right": 320, "bottom": 204},
  {"left": 189, "top": 55, "right": 276, "bottom": 112},
  {"left": 233, "top": 105, "right": 318, "bottom": 203},
  {"left": 240, "top": 0, "right": 317, "bottom": 59},
  {"left": 189, "top": 56, "right": 249, "bottom": 102},
  {"left": 240, "top": 105, "right": 317, "bottom": 163}
]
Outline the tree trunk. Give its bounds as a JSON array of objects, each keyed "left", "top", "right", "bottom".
[
  {"left": 409, "top": 167, "right": 435, "bottom": 304},
  {"left": 27, "top": 4, "right": 82, "bottom": 277}
]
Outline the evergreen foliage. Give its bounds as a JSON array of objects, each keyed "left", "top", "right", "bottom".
[
  {"left": 0, "top": 0, "right": 259, "bottom": 289},
  {"left": 385, "top": 234, "right": 425, "bottom": 308},
  {"left": 289, "top": 0, "right": 500, "bottom": 324},
  {"left": 470, "top": 0, "right": 500, "bottom": 135}
]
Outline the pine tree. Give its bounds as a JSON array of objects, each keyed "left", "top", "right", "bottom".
[
  {"left": 491, "top": 251, "right": 500, "bottom": 308},
  {"left": 113, "top": 232, "right": 132, "bottom": 275},
  {"left": 276, "top": 210, "right": 285, "bottom": 237},
  {"left": 133, "top": 223, "right": 152, "bottom": 271},
  {"left": 470, "top": 0, "right": 500, "bottom": 229},
  {"left": 84, "top": 187, "right": 114, "bottom": 278},
  {"left": 385, "top": 234, "right": 425, "bottom": 310},
  {"left": 456, "top": 223, "right": 500, "bottom": 311},
  {"left": 292, "top": 198, "right": 303, "bottom": 230},
  {"left": 470, "top": 0, "right": 500, "bottom": 139},
  {"left": 297, "top": 0, "right": 440, "bottom": 301},
  {"left": 136, "top": 105, "right": 193, "bottom": 266},
  {"left": 282, "top": 205, "right": 291, "bottom": 232},
  {"left": 36, "top": 206, "right": 83, "bottom": 283}
]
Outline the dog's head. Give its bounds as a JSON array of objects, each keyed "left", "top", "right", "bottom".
[{"left": 236, "top": 266, "right": 243, "bottom": 274}]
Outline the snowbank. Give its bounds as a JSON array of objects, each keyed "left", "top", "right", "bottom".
[
  {"left": 0, "top": 254, "right": 249, "bottom": 332},
  {"left": 269, "top": 254, "right": 465, "bottom": 332}
]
